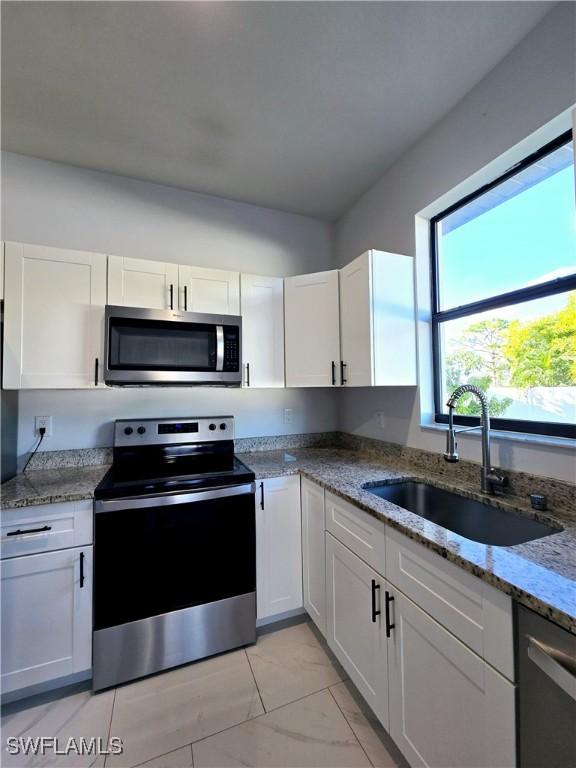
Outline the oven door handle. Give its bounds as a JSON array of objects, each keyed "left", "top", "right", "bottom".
[
  {"left": 216, "top": 325, "right": 224, "bottom": 372},
  {"left": 94, "top": 483, "right": 256, "bottom": 513}
]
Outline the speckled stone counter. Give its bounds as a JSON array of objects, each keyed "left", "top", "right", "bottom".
[
  {"left": 1, "top": 465, "right": 109, "bottom": 509},
  {"left": 241, "top": 448, "right": 576, "bottom": 634}
]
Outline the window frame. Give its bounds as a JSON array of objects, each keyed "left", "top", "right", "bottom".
[{"left": 430, "top": 129, "right": 576, "bottom": 440}]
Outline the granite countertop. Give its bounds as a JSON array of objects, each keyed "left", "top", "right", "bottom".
[{"left": 2, "top": 447, "right": 575, "bottom": 633}]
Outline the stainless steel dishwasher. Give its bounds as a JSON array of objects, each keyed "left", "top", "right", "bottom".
[{"left": 517, "top": 604, "right": 576, "bottom": 768}]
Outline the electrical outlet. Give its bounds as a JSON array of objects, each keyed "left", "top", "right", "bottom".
[
  {"left": 283, "top": 408, "right": 293, "bottom": 425},
  {"left": 375, "top": 410, "right": 386, "bottom": 429},
  {"left": 35, "top": 416, "right": 53, "bottom": 436}
]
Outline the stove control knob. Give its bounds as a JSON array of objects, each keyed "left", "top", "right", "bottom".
[
  {"left": 137, "top": 426, "right": 146, "bottom": 435},
  {"left": 220, "top": 423, "right": 227, "bottom": 430},
  {"left": 124, "top": 427, "right": 133, "bottom": 435},
  {"left": 209, "top": 423, "right": 217, "bottom": 431}
]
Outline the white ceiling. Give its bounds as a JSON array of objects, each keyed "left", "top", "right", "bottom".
[{"left": 1, "top": 1, "right": 554, "bottom": 220}]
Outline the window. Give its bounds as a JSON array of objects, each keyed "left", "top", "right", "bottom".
[{"left": 431, "top": 130, "right": 576, "bottom": 439}]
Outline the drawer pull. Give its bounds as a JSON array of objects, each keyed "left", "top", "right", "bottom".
[
  {"left": 371, "top": 579, "right": 381, "bottom": 623},
  {"left": 385, "top": 591, "right": 395, "bottom": 637},
  {"left": 6, "top": 525, "right": 52, "bottom": 537},
  {"left": 80, "top": 551, "right": 85, "bottom": 588}
]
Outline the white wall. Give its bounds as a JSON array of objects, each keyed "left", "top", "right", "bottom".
[
  {"left": 336, "top": 4, "right": 576, "bottom": 482},
  {"left": 1, "top": 152, "right": 338, "bottom": 459}
]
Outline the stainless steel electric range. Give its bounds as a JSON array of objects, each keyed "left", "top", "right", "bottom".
[{"left": 92, "top": 416, "right": 256, "bottom": 691}]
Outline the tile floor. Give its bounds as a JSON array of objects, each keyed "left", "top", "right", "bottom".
[{"left": 2, "top": 621, "right": 402, "bottom": 768}]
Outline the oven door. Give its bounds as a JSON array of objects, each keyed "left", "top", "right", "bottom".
[
  {"left": 93, "top": 484, "right": 256, "bottom": 631},
  {"left": 104, "top": 306, "right": 241, "bottom": 385}
]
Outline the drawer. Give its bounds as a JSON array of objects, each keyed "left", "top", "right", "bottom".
[
  {"left": 1, "top": 501, "right": 93, "bottom": 559},
  {"left": 325, "top": 491, "right": 386, "bottom": 575},
  {"left": 386, "top": 526, "right": 514, "bottom": 680}
]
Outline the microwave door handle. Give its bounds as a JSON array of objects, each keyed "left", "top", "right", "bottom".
[{"left": 216, "top": 326, "right": 224, "bottom": 371}]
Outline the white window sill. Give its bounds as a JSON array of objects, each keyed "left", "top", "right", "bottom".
[{"left": 420, "top": 422, "right": 576, "bottom": 451}]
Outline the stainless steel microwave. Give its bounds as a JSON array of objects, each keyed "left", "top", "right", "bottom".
[{"left": 104, "top": 306, "right": 242, "bottom": 386}]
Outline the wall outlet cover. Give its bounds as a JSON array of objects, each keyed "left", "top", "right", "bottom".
[
  {"left": 35, "top": 416, "right": 53, "bottom": 436},
  {"left": 283, "top": 408, "right": 293, "bottom": 424}
]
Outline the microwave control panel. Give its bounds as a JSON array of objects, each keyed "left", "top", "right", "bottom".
[{"left": 223, "top": 327, "right": 240, "bottom": 372}]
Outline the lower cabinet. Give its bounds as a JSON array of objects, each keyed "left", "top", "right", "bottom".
[
  {"left": 256, "top": 475, "right": 303, "bottom": 621},
  {"left": 1, "top": 546, "right": 92, "bottom": 694},
  {"left": 387, "top": 587, "right": 516, "bottom": 768},
  {"left": 326, "top": 532, "right": 390, "bottom": 728},
  {"left": 301, "top": 478, "right": 326, "bottom": 635}
]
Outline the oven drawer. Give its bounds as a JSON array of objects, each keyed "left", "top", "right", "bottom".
[{"left": 1, "top": 501, "right": 93, "bottom": 559}]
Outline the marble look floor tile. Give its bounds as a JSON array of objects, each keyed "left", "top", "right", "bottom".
[
  {"left": 134, "top": 746, "right": 193, "bottom": 768},
  {"left": 192, "top": 689, "right": 372, "bottom": 768},
  {"left": 1, "top": 689, "right": 115, "bottom": 768},
  {"left": 107, "top": 651, "right": 263, "bottom": 768},
  {"left": 330, "top": 682, "right": 401, "bottom": 768},
  {"left": 246, "top": 622, "right": 345, "bottom": 711}
]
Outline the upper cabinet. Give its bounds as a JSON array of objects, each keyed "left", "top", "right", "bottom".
[
  {"left": 3, "top": 242, "right": 106, "bottom": 389},
  {"left": 240, "top": 274, "right": 285, "bottom": 388},
  {"left": 340, "top": 250, "right": 417, "bottom": 387},
  {"left": 178, "top": 265, "right": 240, "bottom": 315},
  {"left": 284, "top": 270, "right": 341, "bottom": 387},
  {"left": 108, "top": 255, "right": 178, "bottom": 310}
]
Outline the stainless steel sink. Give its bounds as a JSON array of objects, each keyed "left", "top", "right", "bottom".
[{"left": 363, "top": 481, "right": 561, "bottom": 546}]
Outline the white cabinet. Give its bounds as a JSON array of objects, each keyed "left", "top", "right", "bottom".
[
  {"left": 339, "top": 250, "right": 416, "bottom": 387},
  {"left": 240, "top": 274, "right": 285, "bottom": 388},
  {"left": 284, "top": 270, "right": 340, "bottom": 387},
  {"left": 3, "top": 242, "right": 107, "bottom": 389},
  {"left": 388, "top": 587, "right": 516, "bottom": 768},
  {"left": 1, "top": 546, "right": 93, "bottom": 694},
  {"left": 301, "top": 478, "right": 326, "bottom": 635},
  {"left": 108, "top": 255, "right": 178, "bottom": 310},
  {"left": 179, "top": 265, "right": 240, "bottom": 314},
  {"left": 325, "top": 490, "right": 386, "bottom": 574},
  {"left": 326, "top": 532, "right": 390, "bottom": 728},
  {"left": 256, "top": 476, "right": 303, "bottom": 621}
]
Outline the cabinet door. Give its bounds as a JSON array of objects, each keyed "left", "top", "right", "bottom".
[
  {"left": 326, "top": 532, "right": 389, "bottom": 728},
  {"left": 339, "top": 252, "right": 373, "bottom": 386},
  {"left": 240, "top": 274, "right": 285, "bottom": 388},
  {"left": 284, "top": 270, "right": 340, "bottom": 387},
  {"left": 388, "top": 588, "right": 516, "bottom": 768},
  {"left": 256, "top": 476, "right": 303, "bottom": 621},
  {"left": 108, "top": 255, "right": 178, "bottom": 310},
  {"left": 3, "top": 243, "right": 106, "bottom": 389},
  {"left": 1, "top": 547, "right": 92, "bottom": 694},
  {"left": 301, "top": 478, "right": 326, "bottom": 635},
  {"left": 179, "top": 265, "right": 240, "bottom": 314}
]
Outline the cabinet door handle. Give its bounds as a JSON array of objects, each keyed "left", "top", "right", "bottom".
[
  {"left": 94, "top": 357, "right": 99, "bottom": 386},
  {"left": 80, "top": 551, "right": 85, "bottom": 588},
  {"left": 331, "top": 361, "right": 336, "bottom": 385},
  {"left": 371, "top": 579, "right": 381, "bottom": 623},
  {"left": 385, "top": 591, "right": 395, "bottom": 637},
  {"left": 246, "top": 362, "right": 250, "bottom": 387},
  {"left": 169, "top": 284, "right": 174, "bottom": 310},
  {"left": 340, "top": 361, "right": 347, "bottom": 385},
  {"left": 183, "top": 285, "right": 188, "bottom": 311},
  {"left": 6, "top": 525, "right": 51, "bottom": 537},
  {"left": 260, "top": 482, "right": 265, "bottom": 510}
]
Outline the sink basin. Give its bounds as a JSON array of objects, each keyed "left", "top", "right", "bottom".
[{"left": 363, "top": 481, "right": 561, "bottom": 546}]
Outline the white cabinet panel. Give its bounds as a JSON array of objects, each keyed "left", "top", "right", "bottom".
[
  {"left": 3, "top": 242, "right": 106, "bottom": 389},
  {"left": 326, "top": 532, "right": 389, "bottom": 728},
  {"left": 179, "top": 265, "right": 240, "bottom": 314},
  {"left": 301, "top": 478, "right": 326, "bottom": 635},
  {"left": 386, "top": 526, "right": 514, "bottom": 680},
  {"left": 108, "top": 255, "right": 178, "bottom": 310},
  {"left": 325, "top": 491, "right": 386, "bottom": 575},
  {"left": 339, "top": 250, "right": 417, "bottom": 387},
  {"left": 256, "top": 476, "right": 303, "bottom": 621},
  {"left": 1, "top": 546, "right": 92, "bottom": 694},
  {"left": 1, "top": 500, "right": 93, "bottom": 559},
  {"left": 284, "top": 270, "right": 340, "bottom": 387},
  {"left": 240, "top": 274, "right": 285, "bottom": 388},
  {"left": 388, "top": 588, "right": 516, "bottom": 768}
]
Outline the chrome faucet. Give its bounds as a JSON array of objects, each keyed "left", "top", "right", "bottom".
[{"left": 443, "top": 384, "right": 508, "bottom": 495}]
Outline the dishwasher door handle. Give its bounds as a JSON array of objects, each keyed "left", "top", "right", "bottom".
[{"left": 527, "top": 635, "right": 576, "bottom": 702}]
